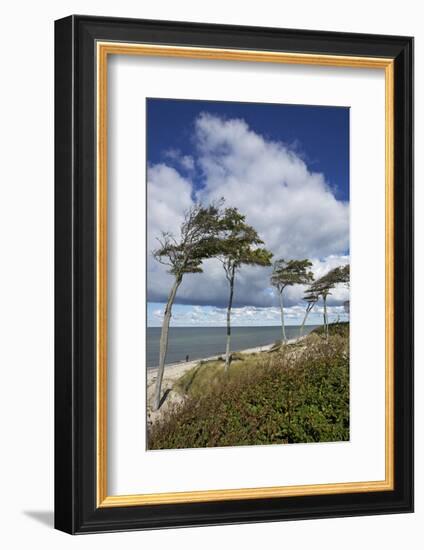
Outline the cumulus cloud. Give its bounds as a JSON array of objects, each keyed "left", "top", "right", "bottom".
[{"left": 147, "top": 113, "right": 349, "bottom": 312}]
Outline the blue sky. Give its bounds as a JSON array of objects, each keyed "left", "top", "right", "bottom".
[
  {"left": 146, "top": 98, "right": 350, "bottom": 327},
  {"left": 147, "top": 98, "right": 349, "bottom": 201}
]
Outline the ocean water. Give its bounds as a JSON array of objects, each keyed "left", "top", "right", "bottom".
[{"left": 146, "top": 325, "right": 319, "bottom": 369}]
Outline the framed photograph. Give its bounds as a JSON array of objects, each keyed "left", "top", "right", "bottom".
[{"left": 54, "top": 15, "right": 413, "bottom": 534}]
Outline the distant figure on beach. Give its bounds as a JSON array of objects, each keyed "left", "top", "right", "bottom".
[{"left": 186, "top": 354, "right": 189, "bottom": 362}]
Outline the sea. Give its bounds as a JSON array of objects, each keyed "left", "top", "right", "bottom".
[{"left": 146, "top": 325, "right": 319, "bottom": 369}]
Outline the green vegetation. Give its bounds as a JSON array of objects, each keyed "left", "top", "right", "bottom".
[
  {"left": 148, "top": 326, "right": 349, "bottom": 449},
  {"left": 312, "top": 321, "right": 349, "bottom": 338}
]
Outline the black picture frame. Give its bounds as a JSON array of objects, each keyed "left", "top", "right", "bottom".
[{"left": 55, "top": 15, "right": 414, "bottom": 534}]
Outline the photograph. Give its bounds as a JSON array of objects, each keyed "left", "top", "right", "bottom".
[{"left": 145, "top": 98, "right": 351, "bottom": 450}]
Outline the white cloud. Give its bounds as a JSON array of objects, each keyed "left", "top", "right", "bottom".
[
  {"left": 180, "top": 155, "right": 195, "bottom": 172},
  {"left": 147, "top": 113, "right": 349, "bottom": 311},
  {"left": 195, "top": 113, "right": 348, "bottom": 259},
  {"left": 148, "top": 303, "right": 349, "bottom": 327},
  {"left": 164, "top": 148, "right": 195, "bottom": 172},
  {"left": 147, "top": 163, "right": 193, "bottom": 300}
]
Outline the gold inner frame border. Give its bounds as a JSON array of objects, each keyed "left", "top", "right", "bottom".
[{"left": 96, "top": 42, "right": 394, "bottom": 508}]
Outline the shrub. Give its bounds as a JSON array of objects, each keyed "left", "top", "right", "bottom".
[
  {"left": 148, "top": 330, "right": 349, "bottom": 449},
  {"left": 312, "top": 321, "right": 349, "bottom": 338}
]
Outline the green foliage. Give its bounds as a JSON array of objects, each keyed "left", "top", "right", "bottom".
[
  {"left": 303, "top": 286, "right": 319, "bottom": 304},
  {"left": 312, "top": 321, "right": 349, "bottom": 338},
  {"left": 271, "top": 258, "right": 314, "bottom": 292},
  {"left": 336, "top": 264, "right": 350, "bottom": 286},
  {"left": 153, "top": 202, "right": 274, "bottom": 280},
  {"left": 153, "top": 202, "right": 225, "bottom": 277},
  {"left": 217, "top": 206, "right": 273, "bottom": 279},
  {"left": 311, "top": 264, "right": 350, "bottom": 298},
  {"left": 148, "top": 331, "right": 350, "bottom": 449}
]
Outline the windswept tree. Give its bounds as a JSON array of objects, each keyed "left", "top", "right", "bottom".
[
  {"left": 337, "top": 264, "right": 350, "bottom": 286},
  {"left": 218, "top": 208, "right": 273, "bottom": 371},
  {"left": 271, "top": 259, "right": 314, "bottom": 343},
  {"left": 152, "top": 203, "right": 223, "bottom": 410},
  {"left": 331, "top": 264, "right": 350, "bottom": 321},
  {"left": 312, "top": 277, "right": 333, "bottom": 338},
  {"left": 300, "top": 287, "right": 319, "bottom": 337},
  {"left": 311, "top": 264, "right": 350, "bottom": 338}
]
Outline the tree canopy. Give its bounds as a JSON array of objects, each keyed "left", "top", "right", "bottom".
[
  {"left": 153, "top": 202, "right": 224, "bottom": 279},
  {"left": 311, "top": 264, "right": 349, "bottom": 296},
  {"left": 309, "top": 263, "right": 350, "bottom": 338},
  {"left": 271, "top": 259, "right": 314, "bottom": 292},
  {"left": 218, "top": 208, "right": 273, "bottom": 276}
]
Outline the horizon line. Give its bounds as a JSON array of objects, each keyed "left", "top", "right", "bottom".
[{"left": 146, "top": 323, "right": 329, "bottom": 329}]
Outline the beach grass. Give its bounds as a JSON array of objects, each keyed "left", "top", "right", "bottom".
[
  {"left": 174, "top": 353, "right": 264, "bottom": 398},
  {"left": 148, "top": 324, "right": 349, "bottom": 449}
]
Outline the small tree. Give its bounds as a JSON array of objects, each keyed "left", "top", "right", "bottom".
[
  {"left": 311, "top": 264, "right": 350, "bottom": 338},
  {"left": 309, "top": 276, "right": 334, "bottom": 338},
  {"left": 152, "top": 203, "right": 223, "bottom": 410},
  {"left": 271, "top": 259, "right": 314, "bottom": 343},
  {"left": 218, "top": 208, "right": 273, "bottom": 371},
  {"left": 300, "top": 287, "right": 319, "bottom": 337}
]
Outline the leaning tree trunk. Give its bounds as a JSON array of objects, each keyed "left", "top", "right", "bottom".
[
  {"left": 300, "top": 304, "right": 313, "bottom": 338},
  {"left": 153, "top": 276, "right": 182, "bottom": 410},
  {"left": 279, "top": 289, "right": 287, "bottom": 343},
  {"left": 225, "top": 268, "right": 235, "bottom": 372},
  {"left": 323, "top": 296, "right": 328, "bottom": 339}
]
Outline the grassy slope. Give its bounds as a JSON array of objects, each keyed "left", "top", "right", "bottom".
[{"left": 148, "top": 323, "right": 349, "bottom": 449}]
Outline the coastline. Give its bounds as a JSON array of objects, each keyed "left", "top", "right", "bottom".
[
  {"left": 147, "top": 341, "right": 275, "bottom": 385},
  {"left": 146, "top": 336, "right": 304, "bottom": 423},
  {"left": 147, "top": 323, "right": 350, "bottom": 448}
]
